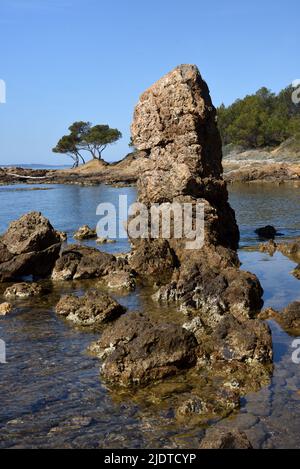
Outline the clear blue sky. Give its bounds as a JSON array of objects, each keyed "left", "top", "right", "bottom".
[{"left": 0, "top": 0, "right": 299, "bottom": 165}]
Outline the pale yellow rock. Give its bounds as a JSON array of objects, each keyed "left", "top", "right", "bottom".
[{"left": 0, "top": 302, "right": 12, "bottom": 316}]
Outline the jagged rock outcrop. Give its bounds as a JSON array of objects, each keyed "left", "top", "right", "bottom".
[
  {"left": 56, "top": 290, "right": 126, "bottom": 329},
  {"left": 0, "top": 212, "right": 61, "bottom": 282},
  {"left": 129, "top": 64, "right": 263, "bottom": 319}
]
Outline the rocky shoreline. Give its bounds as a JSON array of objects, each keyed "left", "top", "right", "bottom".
[
  {"left": 1, "top": 143, "right": 300, "bottom": 187},
  {"left": 223, "top": 144, "right": 300, "bottom": 184}
]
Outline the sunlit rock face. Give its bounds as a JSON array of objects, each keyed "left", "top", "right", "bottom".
[
  {"left": 0, "top": 211, "right": 61, "bottom": 282},
  {"left": 129, "top": 64, "right": 263, "bottom": 320}
]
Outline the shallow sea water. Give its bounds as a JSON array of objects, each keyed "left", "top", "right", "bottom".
[{"left": 0, "top": 183, "right": 299, "bottom": 448}]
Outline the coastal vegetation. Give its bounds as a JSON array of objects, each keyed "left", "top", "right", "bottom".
[
  {"left": 217, "top": 85, "right": 300, "bottom": 149},
  {"left": 52, "top": 121, "right": 122, "bottom": 167}
]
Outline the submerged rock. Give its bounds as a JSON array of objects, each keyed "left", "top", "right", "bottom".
[
  {"left": 0, "top": 212, "right": 61, "bottom": 282},
  {"left": 4, "top": 282, "right": 44, "bottom": 298},
  {"left": 255, "top": 225, "right": 278, "bottom": 239},
  {"left": 0, "top": 302, "right": 12, "bottom": 316},
  {"left": 55, "top": 290, "right": 126, "bottom": 329},
  {"left": 74, "top": 225, "right": 97, "bottom": 240},
  {"left": 89, "top": 311, "right": 198, "bottom": 386},
  {"left": 199, "top": 429, "right": 253, "bottom": 449},
  {"left": 176, "top": 388, "right": 239, "bottom": 422}
]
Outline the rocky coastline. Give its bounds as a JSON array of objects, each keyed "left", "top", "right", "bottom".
[{"left": 1, "top": 142, "right": 300, "bottom": 187}]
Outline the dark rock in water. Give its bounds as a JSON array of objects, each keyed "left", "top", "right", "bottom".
[
  {"left": 255, "top": 225, "right": 278, "bottom": 239},
  {"left": 0, "top": 212, "right": 61, "bottom": 282},
  {"left": 4, "top": 282, "right": 44, "bottom": 298},
  {"left": 74, "top": 225, "right": 97, "bottom": 240},
  {"left": 51, "top": 245, "right": 118, "bottom": 280},
  {"left": 55, "top": 290, "right": 126, "bottom": 329},
  {"left": 89, "top": 311, "right": 198, "bottom": 386},
  {"left": 199, "top": 429, "right": 253, "bottom": 449},
  {"left": 129, "top": 64, "right": 264, "bottom": 319}
]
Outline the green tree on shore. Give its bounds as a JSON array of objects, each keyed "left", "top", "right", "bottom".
[{"left": 53, "top": 121, "right": 122, "bottom": 167}]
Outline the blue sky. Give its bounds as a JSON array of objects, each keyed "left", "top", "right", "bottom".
[{"left": 0, "top": 0, "right": 299, "bottom": 165}]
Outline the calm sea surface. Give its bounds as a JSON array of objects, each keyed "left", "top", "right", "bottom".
[{"left": 0, "top": 182, "right": 299, "bottom": 448}]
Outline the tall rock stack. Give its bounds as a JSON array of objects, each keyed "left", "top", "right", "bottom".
[
  {"left": 130, "top": 65, "right": 263, "bottom": 321},
  {"left": 83, "top": 66, "right": 273, "bottom": 398}
]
